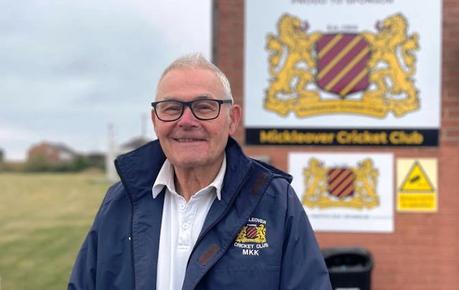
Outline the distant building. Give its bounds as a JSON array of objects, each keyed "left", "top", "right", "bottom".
[{"left": 27, "top": 142, "right": 77, "bottom": 165}]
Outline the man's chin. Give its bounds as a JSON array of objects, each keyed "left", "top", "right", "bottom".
[{"left": 169, "top": 156, "right": 205, "bottom": 170}]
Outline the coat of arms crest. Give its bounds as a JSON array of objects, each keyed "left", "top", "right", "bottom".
[
  {"left": 302, "top": 158, "right": 380, "bottom": 209},
  {"left": 265, "top": 13, "right": 419, "bottom": 118}
]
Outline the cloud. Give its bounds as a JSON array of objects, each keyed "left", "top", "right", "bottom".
[
  {"left": 0, "top": 125, "right": 38, "bottom": 142},
  {"left": 0, "top": 123, "right": 40, "bottom": 160},
  {"left": 0, "top": 0, "right": 211, "bottom": 161}
]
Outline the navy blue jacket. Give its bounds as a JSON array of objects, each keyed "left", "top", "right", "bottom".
[{"left": 68, "top": 138, "right": 332, "bottom": 290}]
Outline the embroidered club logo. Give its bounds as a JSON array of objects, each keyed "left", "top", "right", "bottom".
[
  {"left": 265, "top": 13, "right": 419, "bottom": 118},
  {"left": 236, "top": 224, "right": 266, "bottom": 244},
  {"left": 234, "top": 217, "right": 269, "bottom": 256},
  {"left": 302, "top": 158, "right": 380, "bottom": 209},
  {"left": 244, "top": 225, "right": 260, "bottom": 239}
]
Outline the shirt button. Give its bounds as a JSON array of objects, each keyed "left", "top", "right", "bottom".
[
  {"left": 179, "top": 203, "right": 185, "bottom": 210},
  {"left": 182, "top": 223, "right": 190, "bottom": 230}
]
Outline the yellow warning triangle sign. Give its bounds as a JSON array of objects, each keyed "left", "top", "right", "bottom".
[{"left": 400, "top": 161, "right": 434, "bottom": 192}]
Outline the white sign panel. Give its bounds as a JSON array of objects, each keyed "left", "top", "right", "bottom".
[
  {"left": 245, "top": 0, "right": 442, "bottom": 146},
  {"left": 289, "top": 152, "right": 394, "bottom": 232}
]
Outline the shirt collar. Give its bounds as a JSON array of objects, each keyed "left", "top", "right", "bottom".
[
  {"left": 152, "top": 155, "right": 226, "bottom": 200},
  {"left": 152, "top": 159, "right": 176, "bottom": 198}
]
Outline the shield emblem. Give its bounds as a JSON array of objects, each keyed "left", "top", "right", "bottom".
[
  {"left": 315, "top": 33, "right": 370, "bottom": 98},
  {"left": 327, "top": 167, "right": 355, "bottom": 199},
  {"left": 245, "top": 225, "right": 258, "bottom": 239}
]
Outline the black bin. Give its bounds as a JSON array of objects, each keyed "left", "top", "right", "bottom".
[{"left": 322, "top": 248, "right": 373, "bottom": 290}]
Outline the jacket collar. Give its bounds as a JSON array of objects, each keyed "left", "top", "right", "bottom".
[
  {"left": 114, "top": 137, "right": 282, "bottom": 202},
  {"left": 115, "top": 139, "right": 165, "bottom": 202}
]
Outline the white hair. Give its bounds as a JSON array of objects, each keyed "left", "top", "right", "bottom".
[{"left": 157, "top": 53, "right": 233, "bottom": 101}]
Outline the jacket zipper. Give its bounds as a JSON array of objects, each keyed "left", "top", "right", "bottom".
[{"left": 129, "top": 198, "right": 135, "bottom": 290}]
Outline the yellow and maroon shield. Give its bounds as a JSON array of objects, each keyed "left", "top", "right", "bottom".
[
  {"left": 315, "top": 33, "right": 370, "bottom": 98},
  {"left": 327, "top": 167, "right": 356, "bottom": 199}
]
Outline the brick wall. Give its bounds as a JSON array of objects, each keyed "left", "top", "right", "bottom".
[{"left": 214, "top": 0, "right": 459, "bottom": 289}]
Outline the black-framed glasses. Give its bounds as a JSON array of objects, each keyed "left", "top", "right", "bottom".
[{"left": 151, "top": 99, "right": 233, "bottom": 122}]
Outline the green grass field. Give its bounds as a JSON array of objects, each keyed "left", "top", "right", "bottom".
[{"left": 0, "top": 172, "right": 110, "bottom": 290}]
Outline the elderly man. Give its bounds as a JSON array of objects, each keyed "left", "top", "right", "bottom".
[{"left": 68, "top": 54, "right": 332, "bottom": 290}]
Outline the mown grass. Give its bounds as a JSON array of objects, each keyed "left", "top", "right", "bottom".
[{"left": 0, "top": 172, "right": 110, "bottom": 290}]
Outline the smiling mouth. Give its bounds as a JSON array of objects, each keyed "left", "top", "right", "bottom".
[{"left": 173, "top": 138, "right": 206, "bottom": 143}]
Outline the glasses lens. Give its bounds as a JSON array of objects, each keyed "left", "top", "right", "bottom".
[
  {"left": 156, "top": 101, "right": 183, "bottom": 121},
  {"left": 191, "top": 99, "right": 220, "bottom": 120}
]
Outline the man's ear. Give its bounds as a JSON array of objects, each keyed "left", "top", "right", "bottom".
[{"left": 229, "top": 104, "right": 241, "bottom": 135}]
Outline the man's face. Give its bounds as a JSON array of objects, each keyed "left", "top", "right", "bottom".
[{"left": 152, "top": 68, "right": 240, "bottom": 171}]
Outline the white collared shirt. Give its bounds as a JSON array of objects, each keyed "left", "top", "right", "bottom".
[{"left": 152, "top": 156, "right": 226, "bottom": 290}]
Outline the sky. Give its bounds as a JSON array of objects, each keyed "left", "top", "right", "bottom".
[{"left": 0, "top": 0, "right": 211, "bottom": 161}]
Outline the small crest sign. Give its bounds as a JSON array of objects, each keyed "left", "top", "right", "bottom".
[
  {"left": 302, "top": 158, "right": 380, "bottom": 209},
  {"left": 289, "top": 152, "right": 394, "bottom": 233}
]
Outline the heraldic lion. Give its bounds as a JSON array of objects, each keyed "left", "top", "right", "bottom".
[
  {"left": 265, "top": 14, "right": 322, "bottom": 116},
  {"left": 362, "top": 13, "right": 420, "bottom": 117}
]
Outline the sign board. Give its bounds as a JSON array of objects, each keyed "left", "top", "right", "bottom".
[
  {"left": 289, "top": 152, "right": 394, "bottom": 232},
  {"left": 245, "top": 0, "right": 442, "bottom": 146},
  {"left": 397, "top": 158, "right": 438, "bottom": 212}
]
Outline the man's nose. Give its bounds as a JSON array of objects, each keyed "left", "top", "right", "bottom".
[{"left": 177, "top": 106, "right": 198, "bottom": 126}]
